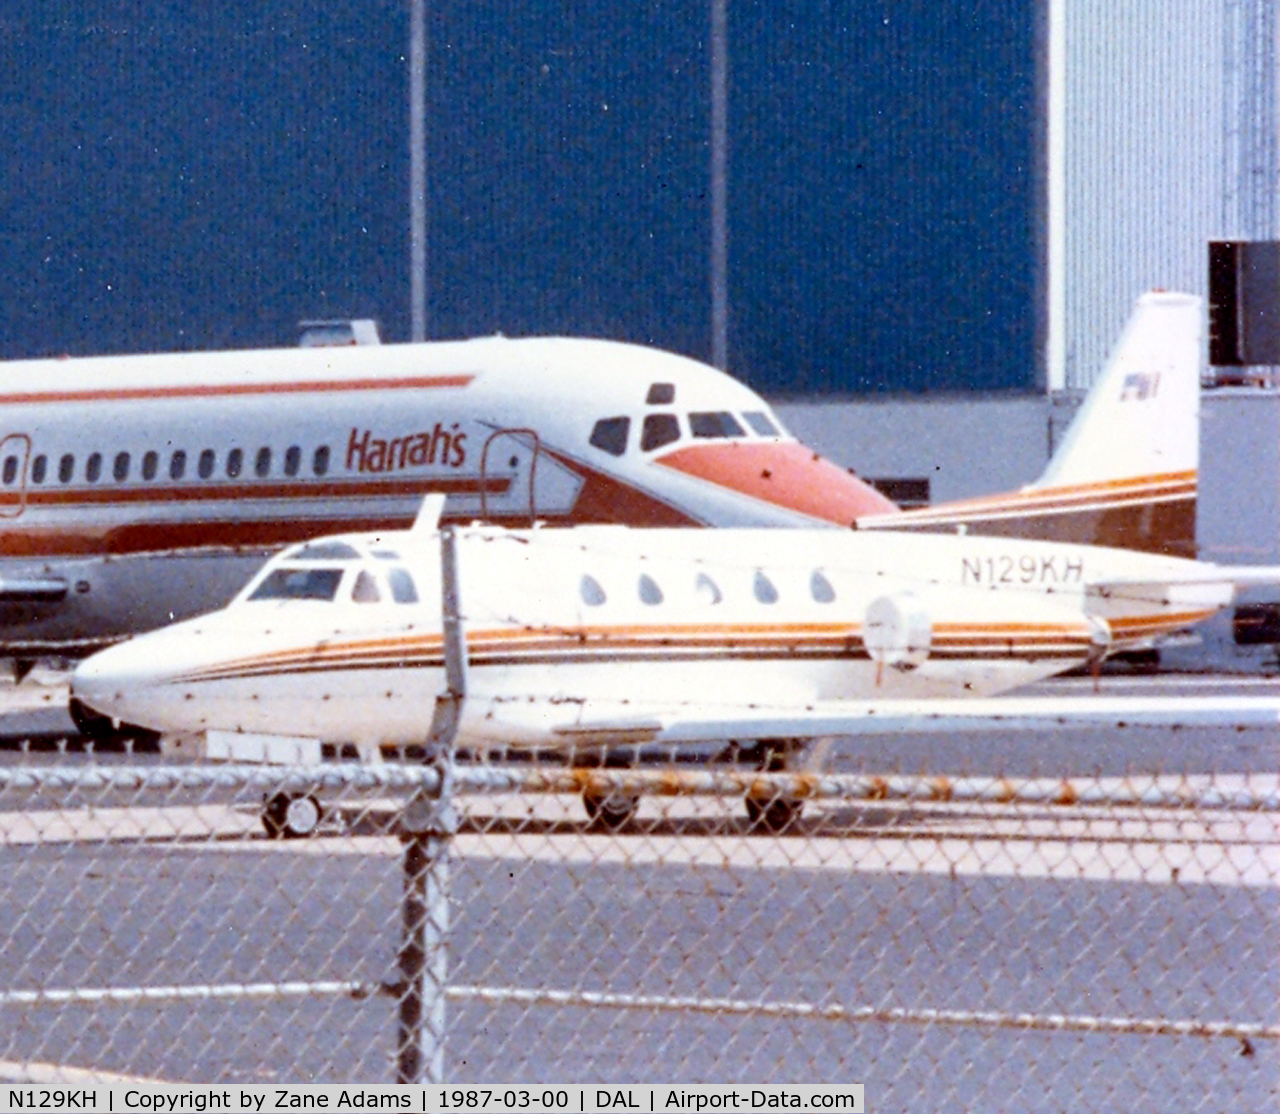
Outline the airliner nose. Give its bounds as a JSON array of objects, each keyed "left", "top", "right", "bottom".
[{"left": 654, "top": 441, "right": 898, "bottom": 525}]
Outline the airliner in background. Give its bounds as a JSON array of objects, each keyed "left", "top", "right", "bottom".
[{"left": 0, "top": 291, "right": 1199, "bottom": 663}]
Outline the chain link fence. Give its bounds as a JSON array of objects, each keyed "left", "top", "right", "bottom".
[{"left": 0, "top": 746, "right": 1276, "bottom": 1108}]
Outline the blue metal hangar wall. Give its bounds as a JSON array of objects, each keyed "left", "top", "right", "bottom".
[{"left": 0, "top": 3, "right": 1038, "bottom": 396}]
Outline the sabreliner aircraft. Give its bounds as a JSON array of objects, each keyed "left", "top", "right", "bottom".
[
  {"left": 71, "top": 497, "right": 1278, "bottom": 835},
  {"left": 0, "top": 291, "right": 1197, "bottom": 665}
]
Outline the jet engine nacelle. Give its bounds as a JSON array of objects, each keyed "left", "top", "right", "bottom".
[{"left": 863, "top": 591, "right": 932, "bottom": 672}]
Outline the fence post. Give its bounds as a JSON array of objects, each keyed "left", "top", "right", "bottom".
[{"left": 396, "top": 524, "right": 467, "bottom": 1084}]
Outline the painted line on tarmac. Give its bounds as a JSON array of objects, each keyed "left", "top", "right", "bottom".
[{"left": 0, "top": 1057, "right": 167, "bottom": 1084}]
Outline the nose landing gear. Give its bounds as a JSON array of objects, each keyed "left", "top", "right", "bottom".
[{"left": 262, "top": 792, "right": 324, "bottom": 838}]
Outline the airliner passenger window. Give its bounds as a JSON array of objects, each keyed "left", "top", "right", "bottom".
[
  {"left": 198, "top": 449, "right": 216, "bottom": 479},
  {"left": 2, "top": 456, "right": 17, "bottom": 485},
  {"left": 254, "top": 447, "right": 271, "bottom": 478},
  {"left": 284, "top": 446, "right": 301, "bottom": 476},
  {"left": 313, "top": 445, "right": 330, "bottom": 475},
  {"left": 638, "top": 574, "right": 663, "bottom": 605},
  {"left": 226, "top": 448, "right": 243, "bottom": 478},
  {"left": 589, "top": 417, "right": 629, "bottom": 457},
  {"left": 58, "top": 455, "right": 74, "bottom": 483},
  {"left": 753, "top": 571, "right": 779, "bottom": 604},
  {"left": 85, "top": 453, "right": 102, "bottom": 483},
  {"left": 30, "top": 456, "right": 46, "bottom": 484},
  {"left": 640, "top": 414, "right": 680, "bottom": 452},
  {"left": 248, "top": 567, "right": 344, "bottom": 602},
  {"left": 689, "top": 412, "right": 746, "bottom": 438},
  {"left": 351, "top": 570, "right": 381, "bottom": 603},
  {"left": 743, "top": 411, "right": 780, "bottom": 437},
  {"left": 170, "top": 450, "right": 186, "bottom": 480},
  {"left": 580, "top": 574, "right": 606, "bottom": 606},
  {"left": 646, "top": 383, "right": 675, "bottom": 405},
  {"left": 810, "top": 570, "right": 836, "bottom": 603},
  {"left": 389, "top": 568, "right": 418, "bottom": 604},
  {"left": 113, "top": 452, "right": 129, "bottom": 481},
  {"left": 141, "top": 451, "right": 158, "bottom": 481}
]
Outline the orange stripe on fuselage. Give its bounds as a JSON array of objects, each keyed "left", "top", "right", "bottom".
[{"left": 0, "top": 374, "right": 474, "bottom": 406}]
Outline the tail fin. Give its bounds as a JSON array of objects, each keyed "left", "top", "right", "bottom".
[
  {"left": 857, "top": 291, "right": 1201, "bottom": 558},
  {"left": 1034, "top": 290, "right": 1200, "bottom": 490}
]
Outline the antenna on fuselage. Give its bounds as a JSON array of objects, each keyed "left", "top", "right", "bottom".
[{"left": 412, "top": 493, "right": 448, "bottom": 533}]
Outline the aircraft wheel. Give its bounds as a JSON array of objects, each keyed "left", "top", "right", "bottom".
[
  {"left": 746, "top": 796, "right": 802, "bottom": 833},
  {"left": 582, "top": 791, "right": 640, "bottom": 831},
  {"left": 262, "top": 793, "right": 323, "bottom": 839}
]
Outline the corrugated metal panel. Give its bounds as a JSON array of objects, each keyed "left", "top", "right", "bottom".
[
  {"left": 1054, "top": 0, "right": 1278, "bottom": 391},
  {"left": 1057, "top": 1, "right": 1225, "bottom": 390}
]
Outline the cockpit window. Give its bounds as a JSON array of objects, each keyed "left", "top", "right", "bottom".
[
  {"left": 689, "top": 411, "right": 746, "bottom": 438},
  {"left": 589, "top": 417, "right": 630, "bottom": 457},
  {"left": 743, "top": 411, "right": 781, "bottom": 437},
  {"left": 248, "top": 567, "right": 344, "bottom": 602},
  {"left": 388, "top": 568, "right": 419, "bottom": 603},
  {"left": 646, "top": 382, "right": 675, "bottom": 405},
  {"left": 351, "top": 570, "right": 382, "bottom": 603},
  {"left": 640, "top": 414, "right": 681, "bottom": 452},
  {"left": 287, "top": 541, "right": 362, "bottom": 560}
]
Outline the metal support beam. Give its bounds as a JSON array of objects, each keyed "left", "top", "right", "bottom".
[{"left": 396, "top": 525, "right": 466, "bottom": 1084}]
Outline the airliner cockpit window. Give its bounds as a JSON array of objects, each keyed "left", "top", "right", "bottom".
[
  {"left": 742, "top": 411, "right": 781, "bottom": 437},
  {"left": 248, "top": 567, "right": 344, "bottom": 602},
  {"left": 688, "top": 412, "right": 746, "bottom": 438},
  {"left": 640, "top": 414, "right": 680, "bottom": 452},
  {"left": 589, "top": 417, "right": 630, "bottom": 456},
  {"left": 646, "top": 383, "right": 675, "bottom": 405}
]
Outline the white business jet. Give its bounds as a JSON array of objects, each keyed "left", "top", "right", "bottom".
[{"left": 71, "top": 495, "right": 1276, "bottom": 834}]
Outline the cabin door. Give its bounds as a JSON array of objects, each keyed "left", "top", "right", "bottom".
[
  {"left": 0, "top": 434, "right": 31, "bottom": 518},
  {"left": 479, "top": 428, "right": 541, "bottom": 526}
]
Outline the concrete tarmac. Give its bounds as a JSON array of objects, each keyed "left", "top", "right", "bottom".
[{"left": 0, "top": 674, "right": 1275, "bottom": 1106}]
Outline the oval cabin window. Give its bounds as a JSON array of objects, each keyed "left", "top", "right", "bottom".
[
  {"left": 810, "top": 570, "right": 836, "bottom": 603},
  {"left": 580, "top": 575, "right": 607, "bottom": 607},
  {"left": 753, "top": 571, "right": 779, "bottom": 604},
  {"left": 638, "top": 574, "right": 663, "bottom": 605}
]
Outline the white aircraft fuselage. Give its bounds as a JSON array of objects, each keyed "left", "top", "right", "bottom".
[{"left": 71, "top": 522, "right": 1234, "bottom": 754}]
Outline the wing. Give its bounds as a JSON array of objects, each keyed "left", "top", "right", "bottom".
[{"left": 551, "top": 694, "right": 1280, "bottom": 746}]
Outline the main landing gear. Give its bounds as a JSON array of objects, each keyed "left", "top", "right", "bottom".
[{"left": 262, "top": 793, "right": 324, "bottom": 839}]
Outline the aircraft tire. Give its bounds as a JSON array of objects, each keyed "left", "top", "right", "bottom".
[
  {"left": 746, "top": 796, "right": 802, "bottom": 833},
  {"left": 262, "top": 793, "right": 323, "bottom": 839},
  {"left": 582, "top": 791, "right": 640, "bottom": 831}
]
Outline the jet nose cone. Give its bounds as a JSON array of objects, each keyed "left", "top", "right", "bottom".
[
  {"left": 655, "top": 441, "right": 898, "bottom": 524},
  {"left": 71, "top": 642, "right": 140, "bottom": 721}
]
